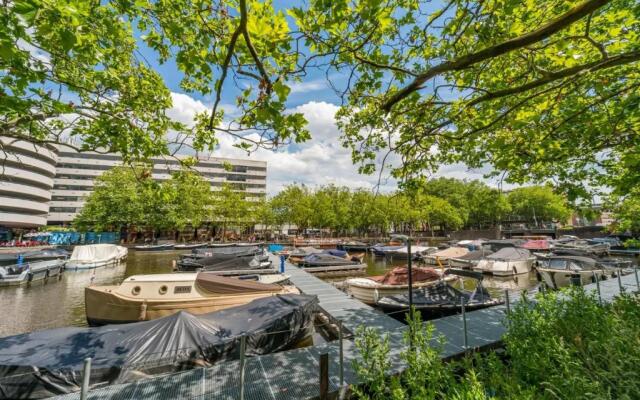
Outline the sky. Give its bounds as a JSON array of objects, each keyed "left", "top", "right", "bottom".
[{"left": 133, "top": 2, "right": 510, "bottom": 196}]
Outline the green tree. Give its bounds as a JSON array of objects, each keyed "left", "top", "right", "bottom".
[
  {"left": 211, "top": 184, "right": 251, "bottom": 241},
  {"left": 296, "top": 0, "right": 640, "bottom": 199},
  {"left": 270, "top": 185, "right": 313, "bottom": 233},
  {"left": 608, "top": 189, "right": 640, "bottom": 234},
  {"left": 73, "top": 166, "right": 146, "bottom": 232},
  {"left": 507, "top": 186, "right": 572, "bottom": 224},
  {"left": 73, "top": 165, "right": 212, "bottom": 236}
]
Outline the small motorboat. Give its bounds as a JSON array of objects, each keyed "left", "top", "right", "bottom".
[
  {"left": 376, "top": 269, "right": 503, "bottom": 317},
  {"left": 175, "top": 253, "right": 271, "bottom": 272},
  {"left": 133, "top": 243, "right": 175, "bottom": 252},
  {"left": 345, "top": 266, "right": 454, "bottom": 305},
  {"left": 65, "top": 244, "right": 128, "bottom": 270},
  {"left": 520, "top": 239, "right": 551, "bottom": 252},
  {"left": 551, "top": 238, "right": 610, "bottom": 256},
  {"left": 422, "top": 247, "right": 470, "bottom": 266},
  {"left": 448, "top": 249, "right": 493, "bottom": 269},
  {"left": 85, "top": 272, "right": 299, "bottom": 325},
  {"left": 288, "top": 247, "right": 323, "bottom": 264},
  {"left": 0, "top": 294, "right": 317, "bottom": 399},
  {"left": 370, "top": 244, "right": 404, "bottom": 257},
  {"left": 384, "top": 245, "right": 438, "bottom": 259},
  {"left": 473, "top": 247, "right": 535, "bottom": 276},
  {"left": 483, "top": 239, "right": 526, "bottom": 252},
  {"left": 298, "top": 253, "right": 361, "bottom": 268},
  {"left": 173, "top": 242, "right": 210, "bottom": 250},
  {"left": 337, "top": 241, "right": 369, "bottom": 252},
  {"left": 0, "top": 259, "right": 65, "bottom": 286},
  {"left": 0, "top": 248, "right": 69, "bottom": 267},
  {"left": 536, "top": 255, "right": 608, "bottom": 289}
]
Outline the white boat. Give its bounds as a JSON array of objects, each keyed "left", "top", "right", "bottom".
[
  {"left": 384, "top": 246, "right": 438, "bottom": 259},
  {"left": 345, "top": 267, "right": 455, "bottom": 305},
  {"left": 0, "top": 260, "right": 65, "bottom": 286},
  {"left": 85, "top": 272, "right": 298, "bottom": 325},
  {"left": 66, "top": 244, "right": 128, "bottom": 270},
  {"left": 473, "top": 248, "right": 535, "bottom": 276},
  {"left": 448, "top": 249, "right": 493, "bottom": 269},
  {"left": 536, "top": 255, "right": 607, "bottom": 289},
  {"left": 551, "top": 238, "right": 610, "bottom": 256},
  {"left": 422, "top": 247, "right": 470, "bottom": 266}
]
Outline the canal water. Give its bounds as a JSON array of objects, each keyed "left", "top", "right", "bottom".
[{"left": 0, "top": 251, "right": 634, "bottom": 337}]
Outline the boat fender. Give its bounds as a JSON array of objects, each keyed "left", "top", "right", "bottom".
[
  {"left": 373, "top": 288, "right": 380, "bottom": 304},
  {"left": 172, "top": 260, "right": 177, "bottom": 271},
  {"left": 27, "top": 271, "right": 34, "bottom": 282},
  {"left": 139, "top": 302, "right": 147, "bottom": 321},
  {"left": 536, "top": 272, "right": 542, "bottom": 282}
]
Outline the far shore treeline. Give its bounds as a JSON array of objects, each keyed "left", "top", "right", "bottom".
[{"left": 72, "top": 165, "right": 637, "bottom": 238}]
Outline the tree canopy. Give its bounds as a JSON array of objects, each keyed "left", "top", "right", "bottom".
[
  {"left": 506, "top": 186, "right": 572, "bottom": 224},
  {"left": 73, "top": 165, "right": 213, "bottom": 233},
  {"left": 3, "top": 0, "right": 638, "bottom": 200}
]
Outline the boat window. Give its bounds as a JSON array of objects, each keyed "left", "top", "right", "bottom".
[
  {"left": 567, "top": 261, "right": 583, "bottom": 272},
  {"left": 174, "top": 285, "right": 192, "bottom": 294},
  {"left": 158, "top": 285, "right": 168, "bottom": 295},
  {"left": 131, "top": 286, "right": 141, "bottom": 295},
  {"left": 548, "top": 259, "right": 567, "bottom": 270}
]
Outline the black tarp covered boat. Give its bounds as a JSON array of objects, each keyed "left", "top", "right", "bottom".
[
  {"left": 0, "top": 294, "right": 318, "bottom": 399},
  {"left": 298, "top": 253, "right": 360, "bottom": 268},
  {"left": 176, "top": 253, "right": 271, "bottom": 272},
  {"left": 376, "top": 269, "right": 503, "bottom": 318}
]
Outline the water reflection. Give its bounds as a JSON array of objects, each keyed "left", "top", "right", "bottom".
[{"left": 0, "top": 250, "right": 178, "bottom": 336}]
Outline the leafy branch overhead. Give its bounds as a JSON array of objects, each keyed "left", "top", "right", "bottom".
[{"left": 2, "top": 0, "right": 639, "bottom": 198}]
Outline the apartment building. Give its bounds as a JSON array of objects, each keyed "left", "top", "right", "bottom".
[
  {"left": 0, "top": 138, "right": 58, "bottom": 228},
  {"left": 48, "top": 150, "right": 267, "bottom": 225}
]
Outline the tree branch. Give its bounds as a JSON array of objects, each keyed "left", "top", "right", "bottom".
[{"left": 381, "top": 0, "right": 612, "bottom": 112}]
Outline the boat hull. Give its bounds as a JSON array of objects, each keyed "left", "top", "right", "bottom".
[
  {"left": 85, "top": 280, "right": 297, "bottom": 325},
  {"left": 473, "top": 258, "right": 534, "bottom": 276},
  {"left": 537, "top": 268, "right": 605, "bottom": 289},
  {"left": 347, "top": 276, "right": 455, "bottom": 305},
  {"left": 0, "top": 261, "right": 64, "bottom": 286}
]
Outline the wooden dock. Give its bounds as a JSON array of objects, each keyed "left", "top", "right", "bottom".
[{"left": 53, "top": 256, "right": 640, "bottom": 400}]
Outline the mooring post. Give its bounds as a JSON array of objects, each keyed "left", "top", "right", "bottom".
[
  {"left": 504, "top": 289, "right": 510, "bottom": 315},
  {"left": 239, "top": 336, "right": 247, "bottom": 400},
  {"left": 407, "top": 238, "right": 413, "bottom": 311},
  {"left": 319, "top": 353, "right": 329, "bottom": 400},
  {"left": 461, "top": 297, "right": 468, "bottom": 350},
  {"left": 80, "top": 357, "right": 91, "bottom": 400},
  {"left": 594, "top": 272, "right": 602, "bottom": 305},
  {"left": 338, "top": 320, "right": 344, "bottom": 386},
  {"left": 617, "top": 269, "right": 624, "bottom": 292}
]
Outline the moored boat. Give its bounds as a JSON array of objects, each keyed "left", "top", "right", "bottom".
[
  {"left": 175, "top": 253, "right": 272, "bottom": 272},
  {"left": 0, "top": 259, "right": 65, "bottom": 286},
  {"left": 551, "top": 238, "right": 610, "bottom": 256},
  {"left": 337, "top": 241, "right": 369, "bottom": 252},
  {"left": 0, "top": 248, "right": 69, "bottom": 267},
  {"left": 0, "top": 294, "right": 317, "bottom": 399},
  {"left": 384, "top": 245, "right": 438, "bottom": 259},
  {"left": 65, "top": 244, "right": 128, "bottom": 270},
  {"left": 376, "top": 269, "right": 503, "bottom": 317},
  {"left": 298, "top": 253, "right": 361, "bottom": 268},
  {"left": 473, "top": 247, "right": 535, "bottom": 276},
  {"left": 345, "top": 266, "right": 454, "bottom": 305},
  {"left": 85, "top": 272, "right": 298, "bottom": 325},
  {"left": 422, "top": 247, "right": 470, "bottom": 266},
  {"left": 173, "top": 242, "right": 210, "bottom": 250},
  {"left": 448, "top": 249, "right": 493, "bottom": 269},
  {"left": 536, "top": 255, "right": 608, "bottom": 289},
  {"left": 133, "top": 243, "right": 175, "bottom": 252}
]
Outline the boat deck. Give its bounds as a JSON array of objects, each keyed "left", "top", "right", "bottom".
[{"left": 54, "top": 257, "right": 640, "bottom": 400}]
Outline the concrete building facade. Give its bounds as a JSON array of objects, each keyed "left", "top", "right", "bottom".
[
  {"left": 0, "top": 138, "right": 267, "bottom": 228},
  {"left": 48, "top": 150, "right": 267, "bottom": 225},
  {"left": 0, "top": 138, "right": 58, "bottom": 228}
]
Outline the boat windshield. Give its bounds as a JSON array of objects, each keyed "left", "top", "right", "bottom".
[{"left": 547, "top": 259, "right": 567, "bottom": 270}]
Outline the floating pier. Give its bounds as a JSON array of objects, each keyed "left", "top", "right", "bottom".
[{"left": 54, "top": 255, "right": 640, "bottom": 400}]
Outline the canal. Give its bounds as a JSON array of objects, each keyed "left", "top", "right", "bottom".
[{"left": 0, "top": 251, "right": 633, "bottom": 336}]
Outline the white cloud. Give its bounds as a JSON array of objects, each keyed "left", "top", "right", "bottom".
[
  {"left": 289, "top": 79, "right": 328, "bottom": 94},
  {"left": 167, "top": 92, "right": 209, "bottom": 127},
  {"left": 166, "top": 92, "right": 515, "bottom": 196}
]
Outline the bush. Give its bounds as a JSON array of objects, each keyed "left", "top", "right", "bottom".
[{"left": 351, "top": 288, "right": 640, "bottom": 399}]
